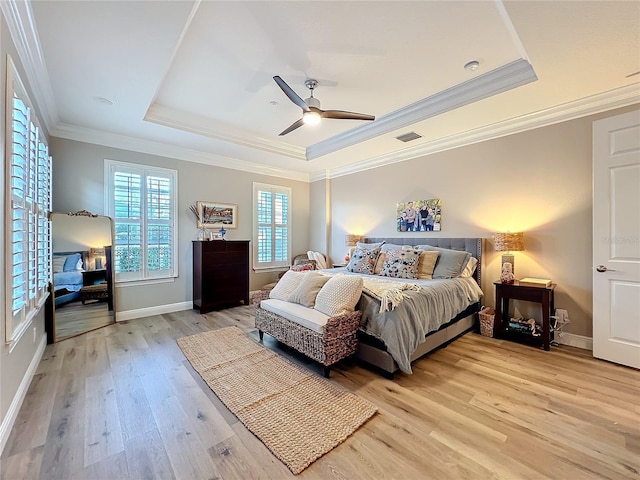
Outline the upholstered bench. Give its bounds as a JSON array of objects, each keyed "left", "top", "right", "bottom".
[
  {"left": 253, "top": 271, "right": 363, "bottom": 377},
  {"left": 80, "top": 282, "right": 108, "bottom": 304}
]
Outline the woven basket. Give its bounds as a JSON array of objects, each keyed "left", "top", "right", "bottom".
[{"left": 478, "top": 307, "right": 495, "bottom": 337}]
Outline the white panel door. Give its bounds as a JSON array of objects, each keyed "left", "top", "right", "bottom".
[{"left": 592, "top": 109, "right": 640, "bottom": 368}]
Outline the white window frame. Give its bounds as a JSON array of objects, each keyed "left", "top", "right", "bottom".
[
  {"left": 252, "top": 182, "right": 291, "bottom": 271},
  {"left": 105, "top": 159, "right": 178, "bottom": 284},
  {"left": 4, "top": 55, "right": 51, "bottom": 346}
]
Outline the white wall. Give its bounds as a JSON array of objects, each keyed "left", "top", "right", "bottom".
[{"left": 319, "top": 104, "right": 639, "bottom": 338}]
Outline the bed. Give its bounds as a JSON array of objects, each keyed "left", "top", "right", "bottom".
[
  {"left": 52, "top": 251, "right": 88, "bottom": 306},
  {"left": 331, "top": 237, "right": 483, "bottom": 377}
]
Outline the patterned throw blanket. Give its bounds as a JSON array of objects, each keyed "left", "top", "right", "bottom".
[{"left": 361, "top": 277, "right": 422, "bottom": 313}]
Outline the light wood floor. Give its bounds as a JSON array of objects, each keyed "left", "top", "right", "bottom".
[
  {"left": 54, "top": 300, "right": 114, "bottom": 341},
  {"left": 1, "top": 304, "right": 639, "bottom": 480}
]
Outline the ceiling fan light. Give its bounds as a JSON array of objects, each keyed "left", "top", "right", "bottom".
[{"left": 303, "top": 111, "right": 321, "bottom": 125}]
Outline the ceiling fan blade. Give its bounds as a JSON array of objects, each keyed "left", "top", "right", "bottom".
[
  {"left": 279, "top": 118, "right": 305, "bottom": 136},
  {"left": 273, "top": 76, "right": 310, "bottom": 112},
  {"left": 320, "top": 109, "right": 375, "bottom": 121}
]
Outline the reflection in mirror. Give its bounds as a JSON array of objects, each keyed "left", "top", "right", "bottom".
[{"left": 49, "top": 211, "right": 115, "bottom": 342}]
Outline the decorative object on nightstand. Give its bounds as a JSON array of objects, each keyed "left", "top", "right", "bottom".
[
  {"left": 494, "top": 231, "right": 524, "bottom": 279},
  {"left": 90, "top": 246, "right": 105, "bottom": 270},
  {"left": 344, "top": 234, "right": 363, "bottom": 261},
  {"left": 500, "top": 262, "right": 515, "bottom": 284},
  {"left": 519, "top": 277, "right": 552, "bottom": 287}
]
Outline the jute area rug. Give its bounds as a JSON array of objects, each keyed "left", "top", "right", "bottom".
[{"left": 177, "top": 326, "right": 378, "bottom": 475}]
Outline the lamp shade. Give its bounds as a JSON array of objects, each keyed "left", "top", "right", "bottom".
[
  {"left": 345, "top": 234, "right": 363, "bottom": 247},
  {"left": 494, "top": 232, "right": 524, "bottom": 252}
]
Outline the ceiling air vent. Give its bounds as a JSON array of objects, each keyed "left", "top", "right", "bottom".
[{"left": 395, "top": 131, "right": 422, "bottom": 143}]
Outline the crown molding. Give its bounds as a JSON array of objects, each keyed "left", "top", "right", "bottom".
[
  {"left": 306, "top": 58, "right": 538, "bottom": 161},
  {"left": 1, "top": 0, "right": 59, "bottom": 133},
  {"left": 145, "top": 104, "right": 307, "bottom": 161},
  {"left": 308, "top": 170, "right": 329, "bottom": 183},
  {"left": 322, "top": 83, "right": 640, "bottom": 180},
  {"left": 51, "top": 123, "right": 310, "bottom": 182}
]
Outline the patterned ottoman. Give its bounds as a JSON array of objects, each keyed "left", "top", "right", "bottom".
[{"left": 80, "top": 282, "right": 108, "bottom": 304}]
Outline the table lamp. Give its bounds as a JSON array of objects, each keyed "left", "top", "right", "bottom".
[
  {"left": 344, "top": 234, "right": 363, "bottom": 261},
  {"left": 494, "top": 232, "right": 524, "bottom": 278}
]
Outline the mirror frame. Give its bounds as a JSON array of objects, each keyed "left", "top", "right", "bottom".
[{"left": 46, "top": 210, "right": 116, "bottom": 343}]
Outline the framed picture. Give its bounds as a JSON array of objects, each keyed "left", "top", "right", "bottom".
[
  {"left": 396, "top": 199, "right": 442, "bottom": 232},
  {"left": 196, "top": 201, "right": 237, "bottom": 229}
]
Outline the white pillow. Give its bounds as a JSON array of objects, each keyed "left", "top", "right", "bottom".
[
  {"left": 287, "top": 272, "right": 330, "bottom": 307},
  {"left": 269, "top": 270, "right": 308, "bottom": 301},
  {"left": 314, "top": 274, "right": 363, "bottom": 317},
  {"left": 460, "top": 256, "right": 479, "bottom": 278},
  {"left": 76, "top": 258, "right": 84, "bottom": 271}
]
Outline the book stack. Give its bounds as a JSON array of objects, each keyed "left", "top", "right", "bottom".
[{"left": 518, "top": 277, "right": 552, "bottom": 287}]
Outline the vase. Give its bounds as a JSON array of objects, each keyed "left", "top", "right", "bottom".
[{"left": 197, "top": 228, "right": 211, "bottom": 241}]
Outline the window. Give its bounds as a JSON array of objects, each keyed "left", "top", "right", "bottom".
[
  {"left": 253, "top": 182, "right": 291, "bottom": 271},
  {"left": 5, "top": 56, "right": 51, "bottom": 344},
  {"left": 105, "top": 160, "right": 178, "bottom": 283}
]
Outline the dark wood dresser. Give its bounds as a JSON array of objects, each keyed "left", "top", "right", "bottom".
[{"left": 192, "top": 240, "right": 250, "bottom": 313}]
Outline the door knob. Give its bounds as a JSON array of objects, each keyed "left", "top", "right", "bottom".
[{"left": 596, "top": 265, "right": 616, "bottom": 272}]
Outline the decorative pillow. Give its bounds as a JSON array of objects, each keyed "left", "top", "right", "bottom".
[
  {"left": 346, "top": 246, "right": 381, "bottom": 275},
  {"left": 290, "top": 263, "right": 314, "bottom": 272},
  {"left": 380, "top": 249, "right": 420, "bottom": 279},
  {"left": 63, "top": 253, "right": 82, "bottom": 272},
  {"left": 314, "top": 274, "right": 363, "bottom": 317},
  {"left": 52, "top": 256, "right": 66, "bottom": 273},
  {"left": 76, "top": 258, "right": 84, "bottom": 271},
  {"left": 374, "top": 244, "right": 405, "bottom": 273},
  {"left": 459, "top": 256, "right": 479, "bottom": 278},
  {"left": 287, "top": 272, "right": 330, "bottom": 307},
  {"left": 403, "top": 247, "right": 440, "bottom": 280},
  {"left": 415, "top": 245, "right": 471, "bottom": 279},
  {"left": 374, "top": 252, "right": 386, "bottom": 274},
  {"left": 269, "top": 270, "right": 308, "bottom": 301}
]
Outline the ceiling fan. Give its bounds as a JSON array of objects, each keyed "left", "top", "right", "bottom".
[{"left": 273, "top": 75, "right": 375, "bottom": 136}]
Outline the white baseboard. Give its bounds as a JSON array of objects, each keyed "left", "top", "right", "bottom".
[
  {"left": 0, "top": 333, "right": 47, "bottom": 456},
  {"left": 556, "top": 332, "right": 592, "bottom": 350},
  {"left": 116, "top": 301, "right": 193, "bottom": 322}
]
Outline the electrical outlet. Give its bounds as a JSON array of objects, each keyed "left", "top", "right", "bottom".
[{"left": 555, "top": 308, "right": 570, "bottom": 325}]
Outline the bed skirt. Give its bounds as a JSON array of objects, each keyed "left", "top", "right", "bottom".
[{"left": 356, "top": 302, "right": 479, "bottom": 378}]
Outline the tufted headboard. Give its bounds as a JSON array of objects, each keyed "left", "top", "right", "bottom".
[{"left": 363, "top": 237, "right": 483, "bottom": 285}]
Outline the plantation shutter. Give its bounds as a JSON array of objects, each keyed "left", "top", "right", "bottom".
[
  {"left": 253, "top": 183, "right": 291, "bottom": 270},
  {"left": 106, "top": 160, "right": 177, "bottom": 283},
  {"left": 6, "top": 57, "right": 53, "bottom": 344},
  {"left": 146, "top": 174, "right": 173, "bottom": 277},
  {"left": 10, "top": 96, "right": 30, "bottom": 321},
  {"left": 112, "top": 167, "right": 143, "bottom": 281},
  {"left": 36, "top": 140, "right": 51, "bottom": 299}
]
